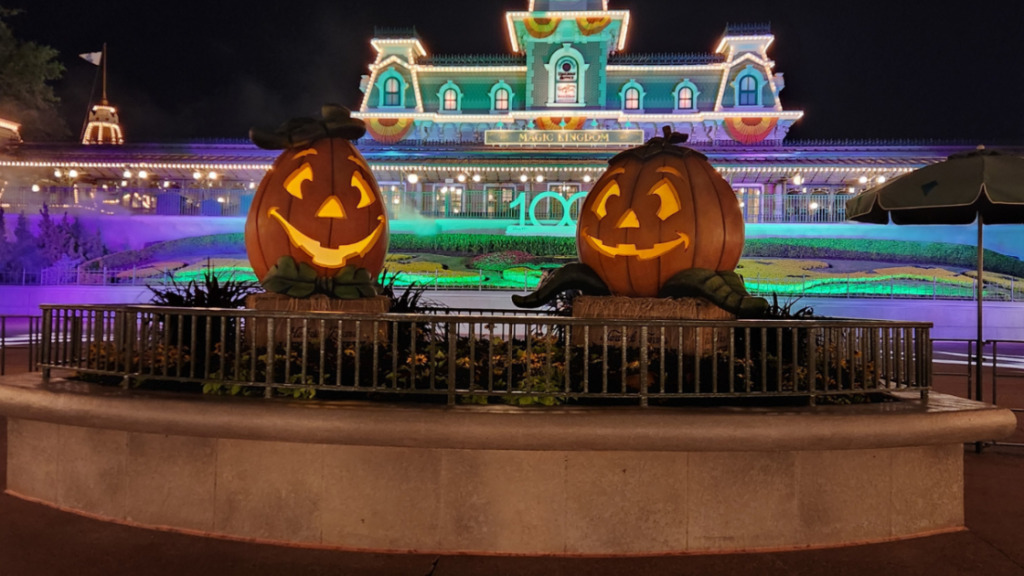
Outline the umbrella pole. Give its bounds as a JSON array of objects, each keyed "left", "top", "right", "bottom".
[{"left": 976, "top": 215, "right": 984, "bottom": 405}]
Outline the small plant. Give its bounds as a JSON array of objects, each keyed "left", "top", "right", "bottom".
[
  {"left": 149, "top": 265, "right": 260, "bottom": 309},
  {"left": 378, "top": 268, "right": 444, "bottom": 314},
  {"left": 763, "top": 293, "right": 814, "bottom": 319}
]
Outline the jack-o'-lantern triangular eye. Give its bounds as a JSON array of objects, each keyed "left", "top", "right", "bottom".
[{"left": 649, "top": 178, "right": 681, "bottom": 220}]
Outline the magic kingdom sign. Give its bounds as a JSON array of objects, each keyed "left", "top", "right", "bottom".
[{"left": 485, "top": 129, "right": 644, "bottom": 147}]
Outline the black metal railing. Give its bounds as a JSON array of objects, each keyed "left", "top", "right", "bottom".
[
  {"left": 38, "top": 305, "right": 932, "bottom": 406},
  {"left": 0, "top": 315, "right": 42, "bottom": 375}
]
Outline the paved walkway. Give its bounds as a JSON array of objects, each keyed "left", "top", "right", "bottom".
[{"left": 2, "top": 348, "right": 1023, "bottom": 575}]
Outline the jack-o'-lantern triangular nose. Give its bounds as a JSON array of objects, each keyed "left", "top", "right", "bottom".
[
  {"left": 316, "top": 197, "right": 346, "bottom": 219},
  {"left": 617, "top": 209, "right": 640, "bottom": 229}
]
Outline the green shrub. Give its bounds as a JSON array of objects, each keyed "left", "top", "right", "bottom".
[
  {"left": 390, "top": 234, "right": 577, "bottom": 256},
  {"left": 88, "top": 234, "right": 245, "bottom": 270},
  {"left": 743, "top": 238, "right": 1024, "bottom": 277},
  {"left": 468, "top": 251, "right": 534, "bottom": 271}
]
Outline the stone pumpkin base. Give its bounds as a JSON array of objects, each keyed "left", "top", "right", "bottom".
[
  {"left": 572, "top": 296, "right": 735, "bottom": 356},
  {"left": 2, "top": 376, "right": 1016, "bottom": 556},
  {"left": 244, "top": 293, "right": 390, "bottom": 346}
]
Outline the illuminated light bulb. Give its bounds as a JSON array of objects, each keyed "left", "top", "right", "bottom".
[
  {"left": 583, "top": 174, "right": 592, "bottom": 183},
  {"left": 217, "top": 197, "right": 226, "bottom": 203},
  {"left": 123, "top": 170, "right": 132, "bottom": 179},
  {"left": 138, "top": 170, "right": 148, "bottom": 179},
  {"left": 455, "top": 189, "right": 462, "bottom": 195},
  {"left": 163, "top": 181, "right": 171, "bottom": 188},
  {"left": 858, "top": 176, "right": 868, "bottom": 184},
  {"left": 520, "top": 174, "right": 528, "bottom": 182},
  {"left": 472, "top": 174, "right": 481, "bottom": 183},
  {"left": 876, "top": 176, "right": 886, "bottom": 184},
  {"left": 457, "top": 174, "right": 467, "bottom": 183},
  {"left": 54, "top": 169, "right": 62, "bottom": 178},
  {"left": 193, "top": 171, "right": 202, "bottom": 180},
  {"left": 441, "top": 186, "right": 448, "bottom": 193},
  {"left": 248, "top": 182, "right": 256, "bottom": 189},
  {"left": 739, "top": 201, "right": 745, "bottom": 207},
  {"left": 535, "top": 175, "right": 545, "bottom": 183},
  {"left": 848, "top": 187, "right": 855, "bottom": 193},
  {"left": 809, "top": 202, "right": 820, "bottom": 210},
  {"left": 393, "top": 197, "right": 400, "bottom": 204},
  {"left": 208, "top": 171, "right": 218, "bottom": 180},
  {"left": 407, "top": 173, "right": 419, "bottom": 184},
  {"left": 792, "top": 174, "right": 803, "bottom": 186},
  {"left": 31, "top": 184, "right": 40, "bottom": 192},
  {"left": 121, "top": 180, "right": 128, "bottom": 187},
  {"left": 69, "top": 170, "right": 78, "bottom": 178}
]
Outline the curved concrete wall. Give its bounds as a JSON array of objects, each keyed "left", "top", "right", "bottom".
[{"left": 1, "top": 377, "right": 1016, "bottom": 555}]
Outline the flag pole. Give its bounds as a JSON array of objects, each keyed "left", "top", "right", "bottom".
[{"left": 101, "top": 43, "right": 108, "bottom": 105}]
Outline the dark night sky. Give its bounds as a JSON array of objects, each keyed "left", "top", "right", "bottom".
[{"left": 7, "top": 0, "right": 1023, "bottom": 142}]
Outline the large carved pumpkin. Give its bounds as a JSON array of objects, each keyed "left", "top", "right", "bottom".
[
  {"left": 245, "top": 106, "right": 389, "bottom": 283},
  {"left": 577, "top": 128, "right": 744, "bottom": 297}
]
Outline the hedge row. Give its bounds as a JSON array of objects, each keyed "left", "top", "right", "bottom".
[
  {"left": 89, "top": 233, "right": 245, "bottom": 270},
  {"left": 389, "top": 234, "right": 577, "bottom": 256},
  {"left": 743, "top": 238, "right": 1024, "bottom": 277},
  {"left": 89, "top": 232, "right": 1024, "bottom": 278}
]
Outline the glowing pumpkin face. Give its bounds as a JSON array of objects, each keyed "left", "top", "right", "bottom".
[
  {"left": 245, "top": 137, "right": 389, "bottom": 282},
  {"left": 576, "top": 138, "right": 745, "bottom": 298}
]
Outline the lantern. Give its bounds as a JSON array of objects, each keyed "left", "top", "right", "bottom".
[
  {"left": 576, "top": 127, "right": 744, "bottom": 298},
  {"left": 245, "top": 105, "right": 389, "bottom": 298}
]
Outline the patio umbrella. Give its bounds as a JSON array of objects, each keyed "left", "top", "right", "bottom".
[{"left": 846, "top": 147, "right": 1024, "bottom": 399}]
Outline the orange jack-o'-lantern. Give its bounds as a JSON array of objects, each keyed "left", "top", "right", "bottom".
[
  {"left": 245, "top": 106, "right": 389, "bottom": 285},
  {"left": 577, "top": 128, "right": 744, "bottom": 298}
]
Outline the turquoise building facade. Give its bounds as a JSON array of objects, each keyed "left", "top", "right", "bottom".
[{"left": 356, "top": 0, "right": 802, "bottom": 146}]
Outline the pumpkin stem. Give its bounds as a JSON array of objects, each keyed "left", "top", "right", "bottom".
[{"left": 662, "top": 125, "right": 672, "bottom": 140}]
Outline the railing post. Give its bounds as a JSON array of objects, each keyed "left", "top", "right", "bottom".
[
  {"left": 447, "top": 321, "right": 457, "bottom": 406},
  {"left": 40, "top": 308, "right": 52, "bottom": 383},
  {"left": 639, "top": 325, "right": 649, "bottom": 407},
  {"left": 1, "top": 316, "right": 6, "bottom": 377}
]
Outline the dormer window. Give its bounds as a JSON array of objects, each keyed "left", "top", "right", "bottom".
[
  {"left": 384, "top": 78, "right": 400, "bottom": 106},
  {"left": 375, "top": 67, "right": 409, "bottom": 108},
  {"left": 624, "top": 88, "right": 640, "bottom": 110},
  {"left": 678, "top": 88, "right": 693, "bottom": 110},
  {"left": 673, "top": 80, "right": 701, "bottom": 112},
  {"left": 437, "top": 81, "right": 464, "bottom": 113},
  {"left": 619, "top": 80, "right": 646, "bottom": 112},
  {"left": 488, "top": 81, "right": 516, "bottom": 113},
  {"left": 738, "top": 75, "right": 758, "bottom": 106}
]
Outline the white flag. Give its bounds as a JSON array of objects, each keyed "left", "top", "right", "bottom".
[{"left": 80, "top": 52, "right": 102, "bottom": 66}]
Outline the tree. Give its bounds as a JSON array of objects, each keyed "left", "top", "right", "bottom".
[{"left": 0, "top": 7, "right": 67, "bottom": 140}]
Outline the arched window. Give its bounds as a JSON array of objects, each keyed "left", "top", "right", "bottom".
[
  {"left": 624, "top": 88, "right": 640, "bottom": 110},
  {"left": 739, "top": 75, "right": 758, "bottom": 106},
  {"left": 443, "top": 89, "right": 458, "bottom": 111},
  {"left": 495, "top": 88, "right": 509, "bottom": 111},
  {"left": 678, "top": 87, "right": 694, "bottom": 110},
  {"left": 384, "top": 78, "right": 400, "bottom": 107},
  {"left": 555, "top": 57, "right": 579, "bottom": 104}
]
